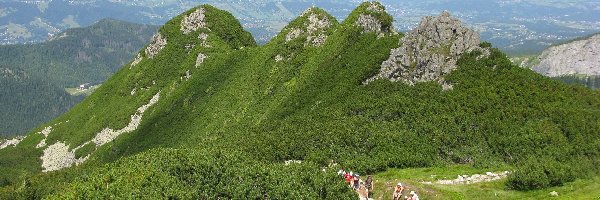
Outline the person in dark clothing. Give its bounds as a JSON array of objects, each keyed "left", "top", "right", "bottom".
[
  {"left": 353, "top": 174, "right": 360, "bottom": 190},
  {"left": 364, "top": 175, "right": 374, "bottom": 198}
]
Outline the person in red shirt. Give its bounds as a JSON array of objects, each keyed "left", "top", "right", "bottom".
[{"left": 344, "top": 172, "right": 353, "bottom": 186}]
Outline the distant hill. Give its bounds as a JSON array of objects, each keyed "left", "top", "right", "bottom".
[
  {"left": 0, "top": 18, "right": 158, "bottom": 136},
  {"left": 1, "top": 2, "right": 600, "bottom": 199},
  {"left": 2, "top": 0, "right": 599, "bottom": 53},
  {"left": 512, "top": 33, "right": 600, "bottom": 89}
]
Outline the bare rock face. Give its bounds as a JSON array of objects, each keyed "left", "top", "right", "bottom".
[
  {"left": 366, "top": 11, "right": 484, "bottom": 87},
  {"left": 181, "top": 8, "right": 207, "bottom": 34},
  {"left": 145, "top": 33, "right": 167, "bottom": 59},
  {"left": 532, "top": 34, "right": 600, "bottom": 77},
  {"left": 356, "top": 14, "right": 382, "bottom": 33},
  {"left": 40, "top": 142, "right": 89, "bottom": 172},
  {"left": 354, "top": 2, "right": 394, "bottom": 35},
  {"left": 284, "top": 8, "right": 333, "bottom": 47}
]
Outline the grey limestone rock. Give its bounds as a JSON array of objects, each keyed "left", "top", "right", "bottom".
[
  {"left": 532, "top": 34, "right": 600, "bottom": 77},
  {"left": 366, "top": 2, "right": 384, "bottom": 12},
  {"left": 284, "top": 8, "right": 332, "bottom": 47},
  {"left": 145, "top": 33, "right": 167, "bottom": 59},
  {"left": 285, "top": 28, "right": 304, "bottom": 42},
  {"left": 130, "top": 53, "right": 142, "bottom": 67},
  {"left": 181, "top": 8, "right": 207, "bottom": 34},
  {"left": 356, "top": 14, "right": 382, "bottom": 33},
  {"left": 366, "top": 11, "right": 485, "bottom": 87},
  {"left": 196, "top": 53, "right": 208, "bottom": 67}
]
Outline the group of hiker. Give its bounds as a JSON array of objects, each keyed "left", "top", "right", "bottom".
[
  {"left": 338, "top": 169, "right": 419, "bottom": 200},
  {"left": 393, "top": 182, "right": 419, "bottom": 200}
]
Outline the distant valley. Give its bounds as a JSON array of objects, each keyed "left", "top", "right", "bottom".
[
  {"left": 1, "top": 0, "right": 599, "bottom": 55},
  {"left": 1, "top": 2, "right": 600, "bottom": 199},
  {"left": 0, "top": 19, "right": 157, "bottom": 136}
]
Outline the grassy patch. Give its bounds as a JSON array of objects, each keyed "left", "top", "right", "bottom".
[
  {"left": 73, "top": 142, "right": 95, "bottom": 159},
  {"left": 372, "top": 166, "right": 600, "bottom": 199},
  {"left": 64, "top": 84, "right": 101, "bottom": 96}
]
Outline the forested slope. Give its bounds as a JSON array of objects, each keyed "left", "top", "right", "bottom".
[
  {"left": 0, "top": 19, "right": 157, "bottom": 136},
  {"left": 1, "top": 2, "right": 599, "bottom": 199}
]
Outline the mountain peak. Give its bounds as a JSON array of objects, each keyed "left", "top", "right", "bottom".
[
  {"left": 366, "top": 11, "right": 486, "bottom": 88},
  {"left": 279, "top": 7, "right": 338, "bottom": 47},
  {"left": 180, "top": 7, "right": 208, "bottom": 34},
  {"left": 346, "top": 1, "right": 395, "bottom": 35}
]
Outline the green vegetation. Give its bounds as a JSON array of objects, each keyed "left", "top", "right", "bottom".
[
  {"left": 554, "top": 74, "right": 600, "bottom": 90},
  {"left": 1, "top": 2, "right": 600, "bottom": 198},
  {"left": 373, "top": 166, "right": 600, "bottom": 199},
  {"left": 48, "top": 148, "right": 355, "bottom": 199},
  {"left": 0, "top": 19, "right": 157, "bottom": 136}
]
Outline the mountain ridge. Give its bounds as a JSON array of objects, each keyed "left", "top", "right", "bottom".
[{"left": 1, "top": 2, "right": 600, "bottom": 198}]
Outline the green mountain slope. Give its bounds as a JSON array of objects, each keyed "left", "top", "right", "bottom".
[
  {"left": 0, "top": 19, "right": 158, "bottom": 136},
  {"left": 1, "top": 2, "right": 600, "bottom": 198}
]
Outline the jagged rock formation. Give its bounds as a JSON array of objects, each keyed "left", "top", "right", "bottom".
[
  {"left": 284, "top": 8, "right": 333, "bottom": 47},
  {"left": 532, "top": 34, "right": 600, "bottom": 77},
  {"left": 353, "top": 2, "right": 395, "bottom": 37},
  {"left": 181, "top": 8, "right": 207, "bottom": 34},
  {"left": 366, "top": 11, "right": 485, "bottom": 87},
  {"left": 145, "top": 33, "right": 167, "bottom": 58},
  {"left": 356, "top": 14, "right": 383, "bottom": 33}
]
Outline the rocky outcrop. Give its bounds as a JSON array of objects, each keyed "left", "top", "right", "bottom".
[
  {"left": 0, "top": 136, "right": 25, "bottom": 149},
  {"left": 532, "top": 34, "right": 600, "bottom": 77},
  {"left": 275, "top": 54, "right": 284, "bottom": 63},
  {"left": 284, "top": 8, "right": 333, "bottom": 47},
  {"left": 181, "top": 8, "right": 207, "bottom": 34},
  {"left": 92, "top": 91, "right": 161, "bottom": 146},
  {"left": 365, "top": 11, "right": 485, "bottom": 87},
  {"left": 356, "top": 14, "right": 382, "bottom": 33},
  {"left": 40, "top": 142, "right": 88, "bottom": 172},
  {"left": 196, "top": 53, "right": 208, "bottom": 67},
  {"left": 35, "top": 126, "right": 53, "bottom": 148},
  {"left": 198, "top": 32, "right": 211, "bottom": 47},
  {"left": 39, "top": 92, "right": 161, "bottom": 172},
  {"left": 366, "top": 2, "right": 384, "bottom": 12},
  {"left": 427, "top": 171, "right": 511, "bottom": 185},
  {"left": 353, "top": 2, "right": 394, "bottom": 36},
  {"left": 130, "top": 53, "right": 143, "bottom": 67},
  {"left": 145, "top": 33, "right": 167, "bottom": 58},
  {"left": 285, "top": 29, "right": 304, "bottom": 42}
]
